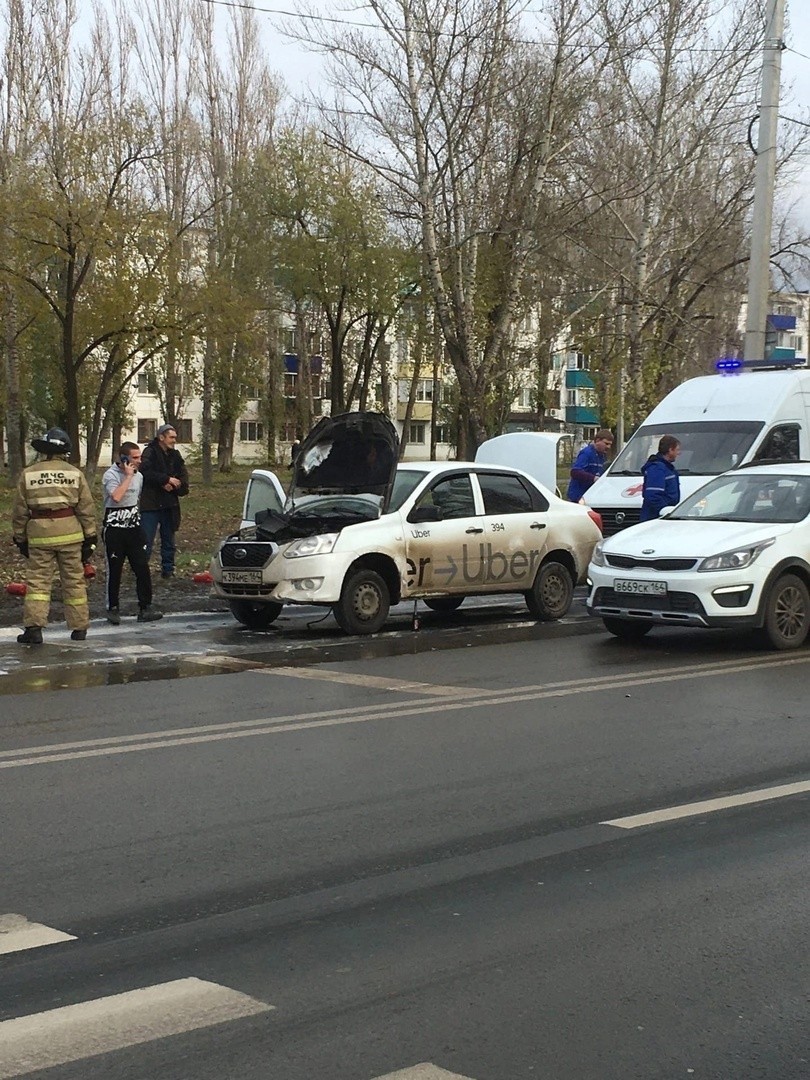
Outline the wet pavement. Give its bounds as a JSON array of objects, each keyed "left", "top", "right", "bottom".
[{"left": 0, "top": 593, "right": 597, "bottom": 695}]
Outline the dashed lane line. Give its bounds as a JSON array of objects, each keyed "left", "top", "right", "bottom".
[
  {"left": 0, "top": 915, "right": 75, "bottom": 956},
  {"left": 602, "top": 778, "right": 810, "bottom": 830},
  {"left": 0, "top": 978, "right": 273, "bottom": 1079},
  {"left": 261, "top": 666, "right": 481, "bottom": 697},
  {"left": 374, "top": 1067, "right": 476, "bottom": 1079},
  {"left": 1, "top": 652, "right": 809, "bottom": 771}
]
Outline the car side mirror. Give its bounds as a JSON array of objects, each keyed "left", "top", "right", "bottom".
[
  {"left": 658, "top": 505, "right": 675, "bottom": 518},
  {"left": 408, "top": 505, "right": 443, "bottom": 523}
]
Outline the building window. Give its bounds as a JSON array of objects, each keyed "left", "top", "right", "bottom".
[
  {"left": 284, "top": 373, "right": 296, "bottom": 397},
  {"left": 515, "top": 387, "right": 533, "bottom": 409},
  {"left": 137, "top": 419, "right": 157, "bottom": 442},
  {"left": 240, "top": 421, "right": 264, "bottom": 442},
  {"left": 174, "top": 419, "right": 193, "bottom": 442},
  {"left": 434, "top": 424, "right": 449, "bottom": 444},
  {"left": 137, "top": 372, "right": 158, "bottom": 395},
  {"left": 415, "top": 379, "right": 434, "bottom": 403},
  {"left": 240, "top": 384, "right": 262, "bottom": 400},
  {"left": 408, "top": 421, "right": 426, "bottom": 444}
]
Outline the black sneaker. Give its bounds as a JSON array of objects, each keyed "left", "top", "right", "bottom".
[
  {"left": 161, "top": 571, "right": 174, "bottom": 580},
  {"left": 107, "top": 607, "right": 121, "bottom": 626},
  {"left": 17, "top": 626, "right": 43, "bottom": 645},
  {"left": 70, "top": 628, "right": 87, "bottom": 641},
  {"left": 137, "top": 607, "right": 163, "bottom": 622}
]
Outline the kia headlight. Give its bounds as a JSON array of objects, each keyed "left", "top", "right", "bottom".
[
  {"left": 698, "top": 538, "right": 774, "bottom": 572},
  {"left": 590, "top": 541, "right": 607, "bottom": 567},
  {"left": 283, "top": 532, "right": 339, "bottom": 559}
]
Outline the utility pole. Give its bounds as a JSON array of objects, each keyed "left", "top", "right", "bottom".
[{"left": 743, "top": 0, "right": 786, "bottom": 362}]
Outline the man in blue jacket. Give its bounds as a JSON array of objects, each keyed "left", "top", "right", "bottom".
[
  {"left": 640, "top": 435, "right": 681, "bottom": 521},
  {"left": 567, "top": 429, "right": 614, "bottom": 502}
]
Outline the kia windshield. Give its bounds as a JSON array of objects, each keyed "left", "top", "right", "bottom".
[
  {"left": 671, "top": 472, "right": 810, "bottom": 523},
  {"left": 610, "top": 421, "right": 763, "bottom": 476}
]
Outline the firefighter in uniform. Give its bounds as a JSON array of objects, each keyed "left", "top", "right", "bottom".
[{"left": 12, "top": 428, "right": 98, "bottom": 645}]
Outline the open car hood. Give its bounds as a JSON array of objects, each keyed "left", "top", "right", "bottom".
[{"left": 255, "top": 412, "right": 400, "bottom": 542}]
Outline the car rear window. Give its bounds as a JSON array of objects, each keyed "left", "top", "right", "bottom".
[{"left": 478, "top": 473, "right": 535, "bottom": 514}]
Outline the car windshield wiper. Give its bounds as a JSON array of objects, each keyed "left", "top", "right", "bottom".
[{"left": 612, "top": 470, "right": 639, "bottom": 476}]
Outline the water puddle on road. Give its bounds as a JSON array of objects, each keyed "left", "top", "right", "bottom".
[{"left": 0, "top": 655, "right": 263, "bottom": 695}]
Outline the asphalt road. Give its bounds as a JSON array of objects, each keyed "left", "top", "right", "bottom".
[{"left": 1, "top": 616, "right": 809, "bottom": 1079}]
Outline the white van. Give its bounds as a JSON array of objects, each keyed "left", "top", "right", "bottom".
[{"left": 584, "top": 365, "right": 809, "bottom": 534}]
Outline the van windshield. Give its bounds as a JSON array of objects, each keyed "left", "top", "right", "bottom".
[{"left": 609, "top": 421, "right": 764, "bottom": 476}]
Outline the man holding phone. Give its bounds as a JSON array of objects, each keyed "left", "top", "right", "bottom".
[{"left": 101, "top": 442, "right": 163, "bottom": 624}]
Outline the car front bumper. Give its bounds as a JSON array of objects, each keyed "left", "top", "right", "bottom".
[{"left": 586, "top": 564, "right": 768, "bottom": 629}]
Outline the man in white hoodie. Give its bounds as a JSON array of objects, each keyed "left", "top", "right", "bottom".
[{"left": 101, "top": 442, "right": 163, "bottom": 625}]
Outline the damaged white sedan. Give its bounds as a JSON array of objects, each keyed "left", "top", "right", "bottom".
[{"left": 210, "top": 412, "right": 602, "bottom": 635}]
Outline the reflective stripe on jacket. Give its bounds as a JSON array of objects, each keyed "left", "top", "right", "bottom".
[{"left": 13, "top": 460, "right": 97, "bottom": 547}]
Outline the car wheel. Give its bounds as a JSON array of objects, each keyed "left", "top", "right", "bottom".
[
  {"left": 423, "top": 596, "right": 465, "bottom": 613},
  {"left": 228, "top": 599, "right": 283, "bottom": 630},
  {"left": 525, "top": 560, "right": 574, "bottom": 621},
  {"left": 602, "top": 616, "right": 652, "bottom": 640},
  {"left": 333, "top": 568, "right": 390, "bottom": 635},
  {"left": 760, "top": 573, "right": 810, "bottom": 650}
]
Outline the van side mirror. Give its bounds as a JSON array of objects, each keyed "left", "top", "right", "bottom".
[{"left": 408, "top": 505, "right": 443, "bottom": 523}]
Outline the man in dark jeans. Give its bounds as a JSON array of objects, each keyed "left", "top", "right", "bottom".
[
  {"left": 139, "top": 424, "right": 190, "bottom": 579},
  {"left": 102, "top": 442, "right": 162, "bottom": 623}
]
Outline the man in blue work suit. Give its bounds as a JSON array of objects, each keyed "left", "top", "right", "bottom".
[
  {"left": 640, "top": 435, "right": 681, "bottom": 521},
  {"left": 567, "top": 429, "right": 614, "bottom": 502}
]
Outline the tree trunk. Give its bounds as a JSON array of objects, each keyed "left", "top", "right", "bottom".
[{"left": 1, "top": 282, "right": 24, "bottom": 483}]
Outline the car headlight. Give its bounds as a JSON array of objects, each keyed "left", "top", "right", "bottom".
[
  {"left": 590, "top": 541, "right": 606, "bottom": 567},
  {"left": 283, "top": 532, "right": 339, "bottom": 558},
  {"left": 698, "top": 538, "right": 774, "bottom": 572}
]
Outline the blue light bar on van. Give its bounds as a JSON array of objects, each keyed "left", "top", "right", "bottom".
[{"left": 714, "top": 357, "right": 807, "bottom": 373}]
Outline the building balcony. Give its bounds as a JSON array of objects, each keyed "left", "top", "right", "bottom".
[
  {"left": 565, "top": 369, "right": 595, "bottom": 389},
  {"left": 566, "top": 405, "right": 600, "bottom": 425}
]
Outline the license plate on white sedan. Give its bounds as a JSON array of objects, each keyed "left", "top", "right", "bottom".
[
  {"left": 614, "top": 579, "right": 667, "bottom": 596},
  {"left": 221, "top": 569, "right": 263, "bottom": 584}
]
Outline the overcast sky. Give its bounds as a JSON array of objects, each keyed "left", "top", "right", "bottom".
[{"left": 247, "top": 0, "right": 809, "bottom": 226}]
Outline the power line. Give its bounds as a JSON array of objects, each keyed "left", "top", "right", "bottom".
[{"left": 199, "top": 0, "right": 770, "bottom": 54}]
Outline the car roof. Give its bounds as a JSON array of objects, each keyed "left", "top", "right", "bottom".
[
  {"left": 730, "top": 462, "right": 810, "bottom": 477},
  {"left": 396, "top": 460, "right": 531, "bottom": 475}
]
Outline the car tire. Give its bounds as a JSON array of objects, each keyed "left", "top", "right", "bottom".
[
  {"left": 228, "top": 599, "right": 283, "bottom": 630},
  {"left": 760, "top": 573, "right": 810, "bottom": 650},
  {"left": 602, "top": 616, "right": 652, "bottom": 640},
  {"left": 333, "top": 568, "right": 390, "bottom": 635},
  {"left": 423, "top": 596, "right": 465, "bottom": 613},
  {"left": 525, "top": 560, "right": 574, "bottom": 621}
]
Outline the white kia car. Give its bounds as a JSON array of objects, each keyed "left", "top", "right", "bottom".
[
  {"left": 211, "top": 411, "right": 602, "bottom": 635},
  {"left": 587, "top": 463, "right": 810, "bottom": 649}
]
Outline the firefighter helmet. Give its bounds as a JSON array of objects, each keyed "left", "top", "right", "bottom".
[{"left": 31, "top": 427, "right": 72, "bottom": 456}]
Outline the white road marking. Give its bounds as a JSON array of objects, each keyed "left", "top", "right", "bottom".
[
  {"left": 1, "top": 652, "right": 809, "bottom": 771},
  {"left": 0, "top": 977, "right": 273, "bottom": 1079},
  {"left": 262, "top": 666, "right": 480, "bottom": 697},
  {"left": 0, "top": 915, "right": 75, "bottom": 956},
  {"left": 374, "top": 1067, "right": 475, "bottom": 1080},
  {"left": 602, "top": 779, "right": 810, "bottom": 829}
]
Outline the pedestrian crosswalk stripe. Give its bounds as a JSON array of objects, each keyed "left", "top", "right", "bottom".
[
  {"left": 374, "top": 1066, "right": 476, "bottom": 1079},
  {"left": 0, "top": 977, "right": 274, "bottom": 1078},
  {"left": 0, "top": 914, "right": 76, "bottom": 956}
]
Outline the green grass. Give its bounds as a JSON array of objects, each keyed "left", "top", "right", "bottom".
[{"left": 0, "top": 463, "right": 293, "bottom": 586}]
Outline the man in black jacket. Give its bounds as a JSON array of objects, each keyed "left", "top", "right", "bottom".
[{"left": 139, "top": 424, "right": 189, "bottom": 579}]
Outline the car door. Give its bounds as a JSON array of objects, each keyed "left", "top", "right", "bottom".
[
  {"left": 403, "top": 471, "right": 485, "bottom": 595},
  {"left": 241, "top": 470, "right": 285, "bottom": 529},
  {"left": 474, "top": 470, "right": 550, "bottom": 591}
]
